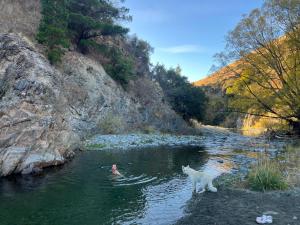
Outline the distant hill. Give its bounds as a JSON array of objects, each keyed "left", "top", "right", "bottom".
[
  {"left": 193, "top": 54, "right": 287, "bottom": 135},
  {"left": 191, "top": 60, "right": 243, "bottom": 128},
  {"left": 194, "top": 35, "right": 288, "bottom": 89},
  {"left": 193, "top": 60, "right": 242, "bottom": 90}
]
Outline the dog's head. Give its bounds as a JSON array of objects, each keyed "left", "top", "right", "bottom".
[{"left": 182, "top": 165, "right": 190, "bottom": 174}]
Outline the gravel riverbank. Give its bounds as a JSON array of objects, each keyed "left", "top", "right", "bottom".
[
  {"left": 85, "top": 134, "right": 205, "bottom": 150},
  {"left": 175, "top": 187, "right": 300, "bottom": 225}
]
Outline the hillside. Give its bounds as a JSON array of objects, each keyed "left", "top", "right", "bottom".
[
  {"left": 193, "top": 60, "right": 241, "bottom": 90},
  {"left": 194, "top": 57, "right": 288, "bottom": 135}
]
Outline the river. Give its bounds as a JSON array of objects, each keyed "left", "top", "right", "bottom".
[{"left": 0, "top": 129, "right": 292, "bottom": 225}]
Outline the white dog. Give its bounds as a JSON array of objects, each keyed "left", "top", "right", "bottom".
[{"left": 182, "top": 165, "right": 217, "bottom": 193}]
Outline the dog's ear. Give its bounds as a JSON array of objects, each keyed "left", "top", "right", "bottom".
[
  {"left": 182, "top": 165, "right": 184, "bottom": 170},
  {"left": 187, "top": 165, "right": 190, "bottom": 168}
]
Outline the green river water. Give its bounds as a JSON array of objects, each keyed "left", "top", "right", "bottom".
[
  {"left": 0, "top": 146, "right": 211, "bottom": 225},
  {"left": 1, "top": 130, "right": 293, "bottom": 225}
]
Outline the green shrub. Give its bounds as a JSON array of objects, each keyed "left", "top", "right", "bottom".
[
  {"left": 152, "top": 64, "right": 207, "bottom": 121},
  {"left": 98, "top": 115, "right": 124, "bottom": 134},
  {"left": 47, "top": 48, "right": 65, "bottom": 64},
  {"left": 247, "top": 156, "right": 288, "bottom": 191},
  {"left": 102, "top": 48, "right": 135, "bottom": 87},
  {"left": 80, "top": 39, "right": 135, "bottom": 87},
  {"left": 142, "top": 125, "right": 157, "bottom": 134}
]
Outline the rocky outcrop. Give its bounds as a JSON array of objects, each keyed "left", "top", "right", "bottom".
[
  {"left": 0, "top": 33, "right": 188, "bottom": 176},
  {"left": 0, "top": 34, "right": 79, "bottom": 176},
  {"left": 0, "top": 0, "right": 41, "bottom": 38},
  {"left": 60, "top": 52, "right": 189, "bottom": 136}
]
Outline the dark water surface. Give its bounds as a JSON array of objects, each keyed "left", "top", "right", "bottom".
[{"left": 0, "top": 146, "right": 214, "bottom": 225}]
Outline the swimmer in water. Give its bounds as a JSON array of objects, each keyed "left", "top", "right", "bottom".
[{"left": 112, "top": 164, "right": 122, "bottom": 176}]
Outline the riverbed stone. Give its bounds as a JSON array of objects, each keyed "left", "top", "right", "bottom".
[
  {"left": 85, "top": 134, "right": 204, "bottom": 151},
  {"left": 0, "top": 147, "right": 28, "bottom": 176}
]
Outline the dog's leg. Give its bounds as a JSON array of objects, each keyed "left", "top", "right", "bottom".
[
  {"left": 208, "top": 180, "right": 217, "bottom": 192},
  {"left": 198, "top": 182, "right": 205, "bottom": 193},
  {"left": 192, "top": 181, "right": 197, "bottom": 193},
  {"left": 198, "top": 188, "right": 205, "bottom": 193}
]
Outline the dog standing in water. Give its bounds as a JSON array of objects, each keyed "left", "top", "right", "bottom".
[
  {"left": 112, "top": 164, "right": 122, "bottom": 176},
  {"left": 182, "top": 165, "right": 217, "bottom": 193}
]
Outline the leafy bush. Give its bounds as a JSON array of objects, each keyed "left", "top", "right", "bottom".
[
  {"left": 103, "top": 53, "right": 134, "bottom": 87},
  {"left": 47, "top": 48, "right": 65, "bottom": 65},
  {"left": 247, "top": 156, "right": 288, "bottom": 191},
  {"left": 142, "top": 125, "right": 157, "bottom": 134},
  {"left": 98, "top": 115, "right": 124, "bottom": 134},
  {"left": 151, "top": 64, "right": 207, "bottom": 121},
  {"left": 126, "top": 36, "right": 153, "bottom": 76},
  {"left": 80, "top": 40, "right": 135, "bottom": 87}
]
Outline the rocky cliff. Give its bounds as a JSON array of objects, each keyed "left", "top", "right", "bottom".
[
  {"left": 0, "top": 0, "right": 40, "bottom": 38},
  {"left": 0, "top": 33, "right": 189, "bottom": 176}
]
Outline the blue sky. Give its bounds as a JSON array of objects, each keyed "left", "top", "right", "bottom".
[{"left": 124, "top": 0, "right": 264, "bottom": 81}]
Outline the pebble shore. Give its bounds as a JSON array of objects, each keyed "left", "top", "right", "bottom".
[{"left": 85, "top": 134, "right": 205, "bottom": 150}]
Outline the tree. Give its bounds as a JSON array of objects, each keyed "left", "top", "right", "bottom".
[
  {"left": 37, "top": 0, "right": 70, "bottom": 64},
  {"left": 152, "top": 64, "right": 207, "bottom": 121},
  {"left": 221, "top": 0, "right": 300, "bottom": 133},
  {"left": 126, "top": 35, "right": 153, "bottom": 76},
  {"left": 37, "top": 0, "right": 131, "bottom": 59},
  {"left": 67, "top": 0, "right": 130, "bottom": 51},
  {"left": 37, "top": 0, "right": 135, "bottom": 87}
]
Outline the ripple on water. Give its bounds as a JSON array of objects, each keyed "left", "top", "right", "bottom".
[{"left": 112, "top": 174, "right": 158, "bottom": 187}]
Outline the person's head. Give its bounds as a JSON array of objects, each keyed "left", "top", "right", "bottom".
[{"left": 112, "top": 164, "right": 117, "bottom": 171}]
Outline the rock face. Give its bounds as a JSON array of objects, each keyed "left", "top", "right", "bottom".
[
  {"left": 0, "top": 34, "right": 79, "bottom": 176},
  {"left": 60, "top": 52, "right": 189, "bottom": 136},
  {"left": 0, "top": 0, "right": 41, "bottom": 38},
  {"left": 0, "top": 33, "right": 188, "bottom": 176}
]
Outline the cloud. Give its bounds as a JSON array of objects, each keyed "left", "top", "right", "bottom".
[{"left": 158, "top": 45, "right": 206, "bottom": 54}]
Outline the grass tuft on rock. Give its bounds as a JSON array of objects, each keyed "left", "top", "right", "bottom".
[
  {"left": 247, "top": 155, "right": 288, "bottom": 191},
  {"left": 86, "top": 143, "right": 107, "bottom": 150}
]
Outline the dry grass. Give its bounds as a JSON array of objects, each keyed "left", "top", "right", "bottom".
[
  {"left": 283, "top": 145, "right": 300, "bottom": 187},
  {"left": 193, "top": 60, "right": 242, "bottom": 89},
  {"left": 246, "top": 145, "right": 300, "bottom": 191},
  {"left": 97, "top": 114, "right": 124, "bottom": 134},
  {"left": 0, "top": 0, "right": 41, "bottom": 38}
]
